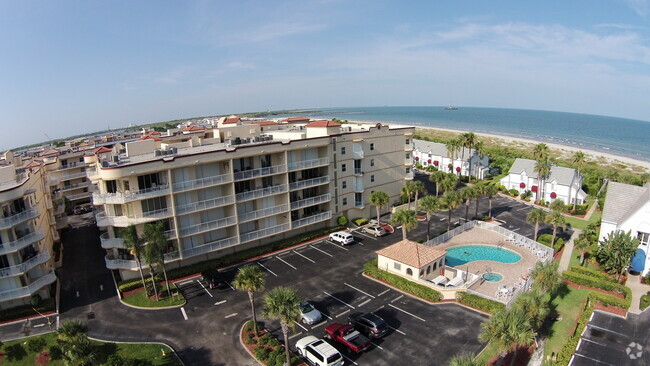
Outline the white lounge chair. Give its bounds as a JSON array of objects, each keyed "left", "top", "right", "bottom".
[
  {"left": 446, "top": 276, "right": 464, "bottom": 287},
  {"left": 506, "top": 234, "right": 515, "bottom": 242},
  {"left": 431, "top": 275, "right": 448, "bottom": 286}
]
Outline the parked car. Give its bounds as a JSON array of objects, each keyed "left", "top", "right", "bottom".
[
  {"left": 295, "top": 335, "right": 344, "bottom": 366},
  {"left": 362, "top": 225, "right": 387, "bottom": 237},
  {"left": 348, "top": 312, "right": 388, "bottom": 338},
  {"left": 324, "top": 323, "right": 371, "bottom": 353},
  {"left": 201, "top": 269, "right": 227, "bottom": 289},
  {"left": 72, "top": 206, "right": 84, "bottom": 215},
  {"left": 328, "top": 232, "right": 354, "bottom": 246},
  {"left": 300, "top": 301, "right": 323, "bottom": 325}
]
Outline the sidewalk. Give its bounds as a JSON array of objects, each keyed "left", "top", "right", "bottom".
[
  {"left": 557, "top": 228, "right": 582, "bottom": 272},
  {"left": 627, "top": 275, "right": 648, "bottom": 315}
]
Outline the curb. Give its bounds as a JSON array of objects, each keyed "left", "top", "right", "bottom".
[
  {"left": 0, "top": 310, "right": 59, "bottom": 326},
  {"left": 119, "top": 287, "right": 187, "bottom": 310},
  {"left": 87, "top": 335, "right": 185, "bottom": 366}
]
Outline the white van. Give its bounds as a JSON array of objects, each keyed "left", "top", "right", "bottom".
[
  {"left": 329, "top": 231, "right": 354, "bottom": 246},
  {"left": 296, "top": 336, "right": 344, "bottom": 366}
]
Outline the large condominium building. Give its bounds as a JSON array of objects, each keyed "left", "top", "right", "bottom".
[
  {"left": 87, "top": 119, "right": 415, "bottom": 280},
  {"left": 0, "top": 153, "right": 58, "bottom": 310}
]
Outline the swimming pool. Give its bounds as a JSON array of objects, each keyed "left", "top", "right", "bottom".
[
  {"left": 482, "top": 273, "right": 503, "bottom": 282},
  {"left": 445, "top": 245, "right": 521, "bottom": 266}
]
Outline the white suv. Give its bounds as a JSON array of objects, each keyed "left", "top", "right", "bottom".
[
  {"left": 296, "top": 336, "right": 344, "bottom": 366},
  {"left": 329, "top": 232, "right": 354, "bottom": 246}
]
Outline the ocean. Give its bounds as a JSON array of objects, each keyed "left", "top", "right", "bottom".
[{"left": 282, "top": 106, "right": 650, "bottom": 162}]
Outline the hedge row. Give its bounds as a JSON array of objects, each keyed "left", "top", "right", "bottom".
[
  {"left": 556, "top": 302, "right": 594, "bottom": 365},
  {"left": 588, "top": 291, "right": 631, "bottom": 309},
  {"left": 562, "top": 270, "right": 630, "bottom": 298},
  {"left": 456, "top": 292, "right": 505, "bottom": 314},
  {"left": 568, "top": 265, "right": 613, "bottom": 281},
  {"left": 242, "top": 321, "right": 300, "bottom": 366},
  {"left": 0, "top": 298, "right": 55, "bottom": 322},
  {"left": 363, "top": 259, "right": 443, "bottom": 302},
  {"left": 537, "top": 234, "right": 565, "bottom": 251},
  {"left": 117, "top": 226, "right": 343, "bottom": 292}
]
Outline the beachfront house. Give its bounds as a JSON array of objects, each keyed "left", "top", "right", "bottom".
[
  {"left": 599, "top": 182, "right": 650, "bottom": 275},
  {"left": 499, "top": 158, "right": 586, "bottom": 205},
  {"left": 375, "top": 239, "right": 447, "bottom": 281},
  {"left": 413, "top": 140, "right": 489, "bottom": 178}
]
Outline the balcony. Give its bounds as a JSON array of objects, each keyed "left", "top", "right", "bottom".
[
  {"left": 234, "top": 164, "right": 287, "bottom": 181},
  {"left": 92, "top": 184, "right": 170, "bottom": 204},
  {"left": 354, "top": 177, "right": 364, "bottom": 192},
  {"left": 0, "top": 271, "right": 56, "bottom": 302},
  {"left": 178, "top": 216, "right": 236, "bottom": 237},
  {"left": 86, "top": 167, "right": 99, "bottom": 180},
  {"left": 288, "top": 157, "right": 330, "bottom": 171},
  {"left": 352, "top": 144, "right": 364, "bottom": 159},
  {"left": 290, "top": 194, "right": 331, "bottom": 210},
  {"left": 178, "top": 237, "right": 238, "bottom": 259},
  {"left": 355, "top": 200, "right": 364, "bottom": 208},
  {"left": 60, "top": 181, "right": 90, "bottom": 192},
  {"left": 105, "top": 250, "right": 182, "bottom": 270},
  {"left": 354, "top": 168, "right": 363, "bottom": 175},
  {"left": 292, "top": 211, "right": 332, "bottom": 229},
  {"left": 238, "top": 203, "right": 289, "bottom": 223},
  {"left": 175, "top": 195, "right": 234, "bottom": 215},
  {"left": 67, "top": 191, "right": 92, "bottom": 201},
  {"left": 0, "top": 208, "right": 39, "bottom": 230},
  {"left": 236, "top": 184, "right": 287, "bottom": 202},
  {"left": 58, "top": 161, "right": 87, "bottom": 170},
  {"left": 171, "top": 173, "right": 232, "bottom": 193},
  {"left": 289, "top": 176, "right": 330, "bottom": 191},
  {"left": 96, "top": 208, "right": 172, "bottom": 227},
  {"left": 405, "top": 171, "right": 414, "bottom": 180},
  {"left": 100, "top": 229, "right": 176, "bottom": 249},
  {"left": 0, "top": 251, "right": 51, "bottom": 278},
  {"left": 240, "top": 223, "right": 291, "bottom": 243},
  {"left": 49, "top": 170, "right": 87, "bottom": 184},
  {"left": 0, "top": 231, "right": 45, "bottom": 256},
  {"left": 55, "top": 216, "right": 68, "bottom": 230}
]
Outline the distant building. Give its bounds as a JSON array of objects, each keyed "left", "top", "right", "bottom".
[{"left": 413, "top": 140, "right": 489, "bottom": 178}]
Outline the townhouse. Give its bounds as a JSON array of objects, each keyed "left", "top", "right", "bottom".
[{"left": 413, "top": 140, "right": 489, "bottom": 178}]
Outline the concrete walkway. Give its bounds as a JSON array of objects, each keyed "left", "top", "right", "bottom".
[
  {"left": 627, "top": 275, "right": 649, "bottom": 314},
  {"left": 557, "top": 228, "right": 582, "bottom": 272}
]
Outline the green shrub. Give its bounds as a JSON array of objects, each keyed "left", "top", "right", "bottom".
[
  {"left": 554, "top": 238, "right": 565, "bottom": 251},
  {"left": 562, "top": 270, "right": 629, "bottom": 297},
  {"left": 258, "top": 333, "right": 274, "bottom": 346},
  {"left": 363, "top": 259, "right": 442, "bottom": 302},
  {"left": 556, "top": 302, "right": 594, "bottom": 365},
  {"left": 537, "top": 234, "right": 552, "bottom": 246},
  {"left": 456, "top": 292, "right": 505, "bottom": 314},
  {"left": 641, "top": 293, "right": 650, "bottom": 311},
  {"left": 0, "top": 298, "right": 55, "bottom": 322},
  {"left": 571, "top": 207, "right": 587, "bottom": 216},
  {"left": 254, "top": 346, "right": 271, "bottom": 361},
  {"left": 26, "top": 337, "right": 47, "bottom": 353},
  {"left": 30, "top": 294, "right": 42, "bottom": 307},
  {"left": 508, "top": 189, "right": 519, "bottom": 196},
  {"left": 569, "top": 266, "right": 612, "bottom": 281},
  {"left": 353, "top": 218, "right": 368, "bottom": 226},
  {"left": 49, "top": 345, "right": 63, "bottom": 360},
  {"left": 243, "top": 320, "right": 259, "bottom": 332},
  {"left": 588, "top": 291, "right": 630, "bottom": 309},
  {"left": 337, "top": 216, "right": 349, "bottom": 226}
]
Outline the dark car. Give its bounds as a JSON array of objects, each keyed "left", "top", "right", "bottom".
[
  {"left": 348, "top": 312, "right": 388, "bottom": 338},
  {"left": 201, "top": 269, "right": 227, "bottom": 289}
]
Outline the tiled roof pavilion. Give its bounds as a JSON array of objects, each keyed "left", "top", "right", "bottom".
[{"left": 376, "top": 239, "right": 446, "bottom": 268}]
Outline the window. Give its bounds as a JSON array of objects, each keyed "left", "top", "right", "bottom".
[
  {"left": 341, "top": 147, "right": 346, "bottom": 155},
  {"left": 394, "top": 262, "right": 401, "bottom": 270},
  {"left": 370, "top": 159, "right": 375, "bottom": 167},
  {"left": 405, "top": 138, "right": 410, "bottom": 145},
  {"left": 306, "top": 347, "right": 324, "bottom": 363},
  {"left": 370, "top": 143, "right": 374, "bottom": 151},
  {"left": 343, "top": 198, "right": 348, "bottom": 205},
  {"left": 342, "top": 164, "right": 347, "bottom": 172},
  {"left": 406, "top": 167, "right": 411, "bottom": 174},
  {"left": 342, "top": 181, "right": 347, "bottom": 189},
  {"left": 371, "top": 175, "right": 375, "bottom": 183},
  {"left": 406, "top": 268, "right": 413, "bottom": 276},
  {"left": 406, "top": 153, "right": 410, "bottom": 159},
  {"left": 639, "top": 232, "right": 649, "bottom": 246}
]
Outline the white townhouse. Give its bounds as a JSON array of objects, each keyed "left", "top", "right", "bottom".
[
  {"left": 599, "top": 182, "right": 650, "bottom": 275},
  {"left": 413, "top": 140, "right": 489, "bottom": 178},
  {"left": 499, "top": 158, "right": 586, "bottom": 205}
]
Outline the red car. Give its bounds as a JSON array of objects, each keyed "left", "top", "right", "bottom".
[{"left": 324, "top": 323, "right": 371, "bottom": 353}]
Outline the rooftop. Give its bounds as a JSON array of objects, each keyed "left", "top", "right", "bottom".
[
  {"left": 602, "top": 181, "right": 650, "bottom": 224},
  {"left": 376, "top": 239, "right": 446, "bottom": 268},
  {"left": 507, "top": 158, "right": 578, "bottom": 185}
]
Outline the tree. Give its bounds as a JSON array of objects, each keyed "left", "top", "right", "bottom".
[
  {"left": 441, "top": 191, "right": 462, "bottom": 231},
  {"left": 233, "top": 265, "right": 266, "bottom": 336},
  {"left": 122, "top": 225, "right": 147, "bottom": 293},
  {"left": 140, "top": 237, "right": 160, "bottom": 301},
  {"left": 479, "top": 307, "right": 535, "bottom": 366},
  {"left": 439, "top": 176, "right": 457, "bottom": 194},
  {"left": 57, "top": 320, "right": 88, "bottom": 343},
  {"left": 472, "top": 140, "right": 485, "bottom": 179},
  {"left": 429, "top": 170, "right": 447, "bottom": 197},
  {"left": 460, "top": 187, "right": 475, "bottom": 223},
  {"left": 596, "top": 231, "right": 639, "bottom": 281},
  {"left": 532, "top": 143, "right": 549, "bottom": 161},
  {"left": 472, "top": 185, "right": 483, "bottom": 219},
  {"left": 401, "top": 181, "right": 415, "bottom": 209},
  {"left": 515, "top": 289, "right": 549, "bottom": 331},
  {"left": 545, "top": 210, "right": 566, "bottom": 248},
  {"left": 418, "top": 195, "right": 440, "bottom": 241},
  {"left": 534, "top": 158, "right": 550, "bottom": 202},
  {"left": 484, "top": 184, "right": 499, "bottom": 218},
  {"left": 446, "top": 139, "right": 460, "bottom": 175},
  {"left": 526, "top": 209, "right": 546, "bottom": 241},
  {"left": 262, "top": 286, "right": 302, "bottom": 366},
  {"left": 62, "top": 334, "right": 97, "bottom": 366},
  {"left": 549, "top": 199, "right": 566, "bottom": 213},
  {"left": 448, "top": 354, "right": 481, "bottom": 366},
  {"left": 142, "top": 222, "right": 171, "bottom": 298},
  {"left": 369, "top": 190, "right": 389, "bottom": 224},
  {"left": 574, "top": 236, "right": 591, "bottom": 265},
  {"left": 530, "top": 261, "right": 562, "bottom": 296},
  {"left": 572, "top": 151, "right": 586, "bottom": 209},
  {"left": 391, "top": 209, "right": 418, "bottom": 240},
  {"left": 411, "top": 180, "right": 426, "bottom": 211}
]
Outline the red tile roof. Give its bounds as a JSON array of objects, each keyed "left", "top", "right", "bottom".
[
  {"left": 94, "top": 146, "right": 112, "bottom": 154},
  {"left": 376, "top": 240, "right": 446, "bottom": 268},
  {"left": 182, "top": 125, "right": 206, "bottom": 132},
  {"left": 41, "top": 149, "right": 59, "bottom": 157},
  {"left": 305, "top": 120, "right": 341, "bottom": 128},
  {"left": 223, "top": 117, "right": 241, "bottom": 124},
  {"left": 252, "top": 121, "right": 278, "bottom": 126},
  {"left": 136, "top": 134, "right": 162, "bottom": 142},
  {"left": 286, "top": 116, "right": 311, "bottom": 122}
]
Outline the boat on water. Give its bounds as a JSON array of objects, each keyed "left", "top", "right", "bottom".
[{"left": 445, "top": 105, "right": 458, "bottom": 110}]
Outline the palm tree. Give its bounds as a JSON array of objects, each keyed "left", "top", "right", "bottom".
[
  {"left": 446, "top": 139, "right": 460, "bottom": 175},
  {"left": 401, "top": 181, "right": 415, "bottom": 209},
  {"left": 484, "top": 184, "right": 499, "bottom": 218},
  {"left": 458, "top": 133, "right": 469, "bottom": 161},
  {"left": 411, "top": 180, "right": 426, "bottom": 211},
  {"left": 62, "top": 334, "right": 97, "bottom": 366},
  {"left": 546, "top": 210, "right": 566, "bottom": 249},
  {"left": 530, "top": 261, "right": 562, "bottom": 296},
  {"left": 233, "top": 265, "right": 266, "bottom": 336},
  {"left": 479, "top": 307, "right": 535, "bottom": 366},
  {"left": 549, "top": 199, "right": 566, "bottom": 213},
  {"left": 532, "top": 143, "right": 549, "bottom": 161},
  {"left": 441, "top": 191, "right": 462, "bottom": 231},
  {"left": 122, "top": 225, "right": 147, "bottom": 293},
  {"left": 472, "top": 185, "right": 483, "bottom": 219},
  {"left": 596, "top": 230, "right": 639, "bottom": 281},
  {"left": 391, "top": 209, "right": 418, "bottom": 240},
  {"left": 472, "top": 140, "right": 485, "bottom": 179},
  {"left": 140, "top": 242, "right": 160, "bottom": 301},
  {"left": 515, "top": 289, "right": 549, "bottom": 331},
  {"left": 574, "top": 236, "right": 591, "bottom": 266},
  {"left": 526, "top": 209, "right": 546, "bottom": 241},
  {"left": 142, "top": 222, "right": 172, "bottom": 298},
  {"left": 534, "top": 158, "right": 550, "bottom": 202},
  {"left": 448, "top": 354, "right": 481, "bottom": 366},
  {"left": 460, "top": 187, "right": 474, "bottom": 223},
  {"left": 439, "top": 176, "right": 457, "bottom": 194},
  {"left": 369, "top": 190, "right": 389, "bottom": 224},
  {"left": 57, "top": 320, "right": 88, "bottom": 342},
  {"left": 429, "top": 170, "right": 447, "bottom": 197},
  {"left": 572, "top": 151, "right": 586, "bottom": 210},
  {"left": 262, "top": 286, "right": 302, "bottom": 366},
  {"left": 418, "top": 195, "right": 440, "bottom": 241}
]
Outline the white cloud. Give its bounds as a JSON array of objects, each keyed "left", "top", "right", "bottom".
[{"left": 624, "top": 0, "right": 648, "bottom": 16}]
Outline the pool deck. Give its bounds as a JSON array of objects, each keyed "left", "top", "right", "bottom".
[{"left": 432, "top": 228, "right": 539, "bottom": 301}]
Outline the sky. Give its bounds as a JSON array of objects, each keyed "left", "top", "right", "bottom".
[{"left": 1, "top": 0, "right": 650, "bottom": 150}]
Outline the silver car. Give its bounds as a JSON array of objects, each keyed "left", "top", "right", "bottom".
[
  {"left": 299, "top": 301, "right": 322, "bottom": 325},
  {"left": 362, "top": 225, "right": 387, "bottom": 237}
]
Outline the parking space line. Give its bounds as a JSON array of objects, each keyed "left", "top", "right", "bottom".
[
  {"left": 572, "top": 353, "right": 616, "bottom": 365},
  {"left": 294, "top": 320, "right": 308, "bottom": 332},
  {"left": 388, "top": 304, "right": 426, "bottom": 322},
  {"left": 377, "top": 289, "right": 390, "bottom": 297},
  {"left": 387, "top": 325, "right": 406, "bottom": 335},
  {"left": 293, "top": 250, "right": 316, "bottom": 263},
  {"left": 289, "top": 332, "right": 304, "bottom": 340},
  {"left": 586, "top": 324, "right": 630, "bottom": 338},
  {"left": 197, "top": 279, "right": 213, "bottom": 298},
  {"left": 276, "top": 256, "right": 297, "bottom": 270},
  {"left": 310, "top": 245, "right": 334, "bottom": 257},
  {"left": 180, "top": 307, "right": 188, "bottom": 320},
  {"left": 318, "top": 309, "right": 333, "bottom": 320},
  {"left": 357, "top": 299, "right": 371, "bottom": 307},
  {"left": 345, "top": 283, "right": 376, "bottom": 298},
  {"left": 225, "top": 313, "right": 238, "bottom": 318},
  {"left": 358, "top": 232, "right": 378, "bottom": 240},
  {"left": 337, "top": 309, "right": 351, "bottom": 317},
  {"left": 510, "top": 227, "right": 521, "bottom": 232},
  {"left": 224, "top": 280, "right": 235, "bottom": 291},
  {"left": 214, "top": 300, "right": 227, "bottom": 305},
  {"left": 342, "top": 354, "right": 358, "bottom": 365},
  {"left": 391, "top": 294, "right": 404, "bottom": 302},
  {"left": 311, "top": 320, "right": 327, "bottom": 329},
  {"left": 323, "top": 291, "right": 355, "bottom": 309},
  {"left": 257, "top": 261, "right": 278, "bottom": 277},
  {"left": 371, "top": 341, "right": 384, "bottom": 350},
  {"left": 178, "top": 280, "right": 193, "bottom": 286},
  {"left": 324, "top": 240, "right": 349, "bottom": 251}
]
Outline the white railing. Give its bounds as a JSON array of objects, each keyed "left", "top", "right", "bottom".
[
  {"left": 86, "top": 167, "right": 99, "bottom": 180},
  {"left": 0, "top": 251, "right": 51, "bottom": 278},
  {"left": 67, "top": 191, "right": 93, "bottom": 201},
  {"left": 175, "top": 195, "right": 234, "bottom": 215},
  {"left": 240, "top": 223, "right": 291, "bottom": 243},
  {"left": 50, "top": 170, "right": 87, "bottom": 183},
  {"left": 288, "top": 157, "right": 330, "bottom": 171},
  {"left": 95, "top": 208, "right": 172, "bottom": 227},
  {"left": 100, "top": 233, "right": 125, "bottom": 249},
  {"left": 178, "top": 237, "right": 239, "bottom": 259},
  {"left": 238, "top": 204, "right": 289, "bottom": 223},
  {"left": 236, "top": 184, "right": 287, "bottom": 202},
  {"left": 59, "top": 161, "right": 86, "bottom": 170},
  {"left": 354, "top": 168, "right": 363, "bottom": 175},
  {"left": 0, "top": 208, "right": 39, "bottom": 230},
  {"left": 234, "top": 164, "right": 287, "bottom": 181},
  {"left": 92, "top": 184, "right": 170, "bottom": 204},
  {"left": 352, "top": 145, "right": 364, "bottom": 159},
  {"left": 289, "top": 175, "right": 330, "bottom": 191},
  {"left": 105, "top": 255, "right": 140, "bottom": 270},
  {"left": 179, "top": 216, "right": 236, "bottom": 237},
  {"left": 354, "top": 201, "right": 363, "bottom": 208},
  {"left": 290, "top": 194, "right": 331, "bottom": 210},
  {"left": 292, "top": 211, "right": 332, "bottom": 228},
  {"left": 0, "top": 271, "right": 56, "bottom": 301},
  {"left": 0, "top": 231, "right": 45, "bottom": 256},
  {"left": 405, "top": 171, "right": 414, "bottom": 180},
  {"left": 171, "top": 173, "right": 232, "bottom": 192},
  {"left": 61, "top": 182, "right": 90, "bottom": 191}
]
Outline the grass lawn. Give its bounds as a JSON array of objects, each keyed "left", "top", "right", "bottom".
[
  {"left": 565, "top": 209, "right": 602, "bottom": 231},
  {"left": 0, "top": 332, "right": 180, "bottom": 366},
  {"left": 641, "top": 293, "right": 650, "bottom": 311},
  {"left": 475, "top": 341, "right": 500, "bottom": 365},
  {"left": 544, "top": 286, "right": 591, "bottom": 359},
  {"left": 122, "top": 285, "right": 185, "bottom": 308},
  {"left": 568, "top": 247, "right": 598, "bottom": 270}
]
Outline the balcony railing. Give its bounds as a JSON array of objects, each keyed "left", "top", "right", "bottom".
[
  {"left": 92, "top": 184, "right": 170, "bottom": 204},
  {"left": 100, "top": 229, "right": 176, "bottom": 249},
  {"left": 178, "top": 216, "right": 236, "bottom": 237},
  {"left": 49, "top": 170, "right": 87, "bottom": 184},
  {"left": 105, "top": 248, "right": 183, "bottom": 270},
  {"left": 178, "top": 237, "right": 239, "bottom": 259},
  {"left": 240, "top": 223, "right": 291, "bottom": 243},
  {"left": 0, "top": 271, "right": 56, "bottom": 302},
  {"left": 238, "top": 203, "right": 289, "bottom": 223},
  {"left": 171, "top": 173, "right": 232, "bottom": 193},
  {"left": 0, "top": 251, "right": 51, "bottom": 278},
  {"left": 234, "top": 164, "right": 287, "bottom": 181},
  {"left": 96, "top": 208, "right": 172, "bottom": 227},
  {"left": 354, "top": 168, "right": 363, "bottom": 175},
  {"left": 292, "top": 211, "right": 332, "bottom": 229},
  {"left": 61, "top": 182, "right": 90, "bottom": 191},
  {"left": 236, "top": 184, "right": 287, "bottom": 202},
  {"left": 289, "top": 175, "right": 330, "bottom": 191},
  {"left": 0, "top": 231, "right": 45, "bottom": 256},
  {"left": 0, "top": 208, "right": 39, "bottom": 230},
  {"left": 352, "top": 146, "right": 364, "bottom": 159},
  {"left": 290, "top": 194, "right": 331, "bottom": 210},
  {"left": 67, "top": 191, "right": 93, "bottom": 201},
  {"left": 288, "top": 157, "right": 330, "bottom": 171},
  {"left": 175, "top": 195, "right": 234, "bottom": 215},
  {"left": 59, "top": 161, "right": 86, "bottom": 170},
  {"left": 86, "top": 167, "right": 99, "bottom": 180},
  {"left": 355, "top": 200, "right": 363, "bottom": 208}
]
